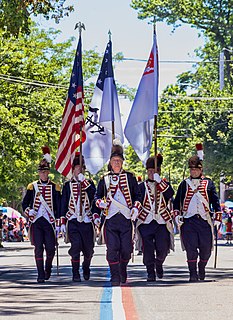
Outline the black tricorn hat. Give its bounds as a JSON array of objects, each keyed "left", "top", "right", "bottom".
[
  {"left": 72, "top": 152, "right": 86, "bottom": 170},
  {"left": 146, "top": 154, "right": 163, "bottom": 169},
  {"left": 38, "top": 159, "right": 50, "bottom": 171},
  {"left": 188, "top": 155, "right": 203, "bottom": 168},
  {"left": 110, "top": 139, "right": 124, "bottom": 160}
]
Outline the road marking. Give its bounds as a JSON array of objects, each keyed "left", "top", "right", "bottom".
[{"left": 100, "top": 269, "right": 138, "bottom": 320}]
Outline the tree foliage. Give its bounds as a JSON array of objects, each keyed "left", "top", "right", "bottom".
[
  {"left": 0, "top": 0, "right": 74, "bottom": 36},
  {"left": 131, "top": 0, "right": 233, "bottom": 85}
]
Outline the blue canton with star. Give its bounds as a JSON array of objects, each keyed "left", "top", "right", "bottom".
[
  {"left": 96, "top": 40, "right": 114, "bottom": 91},
  {"left": 68, "top": 36, "right": 83, "bottom": 105}
]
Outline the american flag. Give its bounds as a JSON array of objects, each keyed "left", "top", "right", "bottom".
[{"left": 55, "top": 36, "right": 86, "bottom": 179}]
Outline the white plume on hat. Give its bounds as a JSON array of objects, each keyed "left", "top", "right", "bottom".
[
  {"left": 196, "top": 143, "right": 204, "bottom": 161},
  {"left": 42, "top": 146, "right": 52, "bottom": 164}
]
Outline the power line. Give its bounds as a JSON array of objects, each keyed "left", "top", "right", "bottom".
[
  {"left": 123, "top": 58, "right": 232, "bottom": 64},
  {"left": 1, "top": 74, "right": 233, "bottom": 101}
]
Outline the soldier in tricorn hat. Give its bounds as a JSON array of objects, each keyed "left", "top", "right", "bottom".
[
  {"left": 22, "top": 146, "right": 61, "bottom": 283},
  {"left": 136, "top": 154, "right": 174, "bottom": 281},
  {"left": 173, "top": 144, "right": 222, "bottom": 282},
  {"left": 95, "top": 139, "right": 142, "bottom": 286},
  {"left": 60, "top": 153, "right": 100, "bottom": 282}
]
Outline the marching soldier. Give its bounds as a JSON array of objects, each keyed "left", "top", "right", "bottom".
[
  {"left": 95, "top": 140, "right": 141, "bottom": 286},
  {"left": 22, "top": 147, "right": 61, "bottom": 283},
  {"left": 137, "top": 155, "right": 174, "bottom": 281},
  {"left": 60, "top": 153, "right": 100, "bottom": 282},
  {"left": 173, "top": 148, "right": 222, "bottom": 282}
]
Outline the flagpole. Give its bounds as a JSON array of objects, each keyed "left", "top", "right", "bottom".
[
  {"left": 75, "top": 21, "right": 85, "bottom": 216},
  {"left": 108, "top": 30, "right": 115, "bottom": 143},
  {"left": 153, "top": 20, "right": 158, "bottom": 213}
]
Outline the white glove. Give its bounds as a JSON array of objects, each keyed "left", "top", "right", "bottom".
[
  {"left": 175, "top": 215, "right": 183, "bottom": 226},
  {"left": 175, "top": 215, "right": 180, "bottom": 225},
  {"left": 60, "top": 224, "right": 66, "bottom": 234},
  {"left": 94, "top": 218, "right": 101, "bottom": 226},
  {"left": 78, "top": 173, "right": 85, "bottom": 182},
  {"left": 56, "top": 226, "right": 60, "bottom": 234},
  {"left": 131, "top": 208, "right": 139, "bottom": 222},
  {"left": 28, "top": 209, "right": 36, "bottom": 217},
  {"left": 98, "top": 200, "right": 108, "bottom": 209},
  {"left": 214, "top": 220, "right": 221, "bottom": 229},
  {"left": 153, "top": 173, "right": 162, "bottom": 183}
]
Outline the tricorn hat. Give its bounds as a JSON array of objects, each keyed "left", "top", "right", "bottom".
[
  {"left": 72, "top": 152, "right": 86, "bottom": 170},
  {"left": 38, "top": 146, "right": 51, "bottom": 171},
  {"left": 110, "top": 139, "right": 124, "bottom": 160},
  {"left": 146, "top": 154, "right": 163, "bottom": 170}
]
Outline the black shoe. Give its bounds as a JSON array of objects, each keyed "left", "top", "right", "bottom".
[
  {"left": 189, "top": 275, "right": 198, "bottom": 282},
  {"left": 198, "top": 270, "right": 205, "bottom": 281},
  {"left": 120, "top": 275, "right": 127, "bottom": 284},
  {"left": 37, "top": 278, "right": 45, "bottom": 283},
  {"left": 73, "top": 274, "right": 81, "bottom": 282},
  {"left": 111, "top": 281, "right": 120, "bottom": 286},
  {"left": 45, "top": 269, "right": 51, "bottom": 280},
  {"left": 147, "top": 274, "right": 156, "bottom": 282},
  {"left": 156, "top": 264, "right": 163, "bottom": 279},
  {"left": 83, "top": 268, "right": 90, "bottom": 281}
]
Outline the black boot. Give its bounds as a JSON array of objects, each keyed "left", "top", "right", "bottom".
[
  {"left": 146, "top": 264, "right": 156, "bottom": 282},
  {"left": 188, "top": 261, "right": 198, "bottom": 282},
  {"left": 82, "top": 258, "right": 91, "bottom": 281},
  {"left": 198, "top": 260, "right": 207, "bottom": 281},
  {"left": 36, "top": 258, "right": 45, "bottom": 283},
  {"left": 109, "top": 263, "right": 120, "bottom": 286},
  {"left": 45, "top": 257, "right": 53, "bottom": 280},
  {"left": 72, "top": 260, "right": 81, "bottom": 282},
  {"left": 120, "top": 261, "right": 128, "bottom": 284},
  {"left": 155, "top": 260, "right": 164, "bottom": 279}
]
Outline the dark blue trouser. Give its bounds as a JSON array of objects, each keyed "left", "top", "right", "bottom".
[
  {"left": 32, "top": 216, "right": 56, "bottom": 261},
  {"left": 138, "top": 220, "right": 170, "bottom": 266},
  {"left": 68, "top": 219, "right": 94, "bottom": 262},
  {"left": 181, "top": 215, "right": 212, "bottom": 263},
  {"left": 104, "top": 213, "right": 133, "bottom": 264}
]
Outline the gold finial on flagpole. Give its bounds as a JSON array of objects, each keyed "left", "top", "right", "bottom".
[
  {"left": 74, "top": 22, "right": 85, "bottom": 37},
  {"left": 108, "top": 30, "right": 112, "bottom": 41}
]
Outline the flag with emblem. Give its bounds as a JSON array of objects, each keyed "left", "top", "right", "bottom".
[
  {"left": 83, "top": 39, "right": 124, "bottom": 174},
  {"left": 124, "top": 31, "right": 159, "bottom": 164},
  {"left": 55, "top": 35, "right": 86, "bottom": 179}
]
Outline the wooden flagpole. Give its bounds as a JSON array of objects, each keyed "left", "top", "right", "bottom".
[
  {"left": 75, "top": 21, "right": 85, "bottom": 216},
  {"left": 153, "top": 20, "right": 158, "bottom": 214}
]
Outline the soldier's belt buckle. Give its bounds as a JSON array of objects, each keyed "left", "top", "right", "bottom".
[
  {"left": 193, "top": 189, "right": 198, "bottom": 193},
  {"left": 37, "top": 192, "right": 41, "bottom": 196}
]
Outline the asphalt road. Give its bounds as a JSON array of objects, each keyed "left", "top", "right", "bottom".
[{"left": 0, "top": 236, "right": 233, "bottom": 320}]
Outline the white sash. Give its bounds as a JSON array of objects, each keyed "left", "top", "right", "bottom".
[
  {"left": 185, "top": 178, "right": 209, "bottom": 209},
  {"left": 33, "top": 182, "right": 55, "bottom": 220},
  {"left": 104, "top": 175, "right": 131, "bottom": 215}
]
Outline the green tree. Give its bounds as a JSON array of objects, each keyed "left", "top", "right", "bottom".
[
  {"left": 131, "top": 0, "right": 233, "bottom": 85},
  {"left": 0, "top": 0, "right": 74, "bottom": 36}
]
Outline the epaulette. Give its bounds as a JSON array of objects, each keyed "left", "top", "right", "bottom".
[
  {"left": 27, "top": 182, "right": 34, "bottom": 190},
  {"left": 55, "top": 183, "right": 61, "bottom": 192}
]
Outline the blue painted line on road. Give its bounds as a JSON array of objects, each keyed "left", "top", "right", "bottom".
[{"left": 100, "top": 268, "right": 113, "bottom": 320}]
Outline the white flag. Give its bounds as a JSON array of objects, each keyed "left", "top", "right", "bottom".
[
  {"left": 83, "top": 40, "right": 124, "bottom": 174},
  {"left": 124, "top": 32, "right": 158, "bottom": 164}
]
